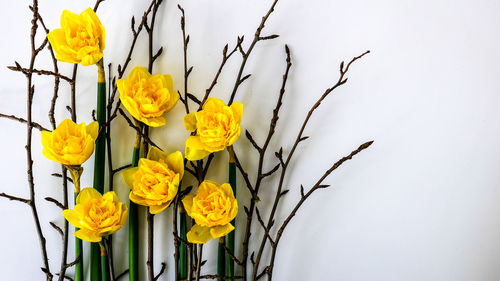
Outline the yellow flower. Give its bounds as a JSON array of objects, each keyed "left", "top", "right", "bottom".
[
  {"left": 184, "top": 97, "right": 243, "bottom": 161},
  {"left": 47, "top": 8, "right": 105, "bottom": 66},
  {"left": 122, "top": 146, "right": 184, "bottom": 214},
  {"left": 63, "top": 188, "right": 128, "bottom": 242},
  {"left": 117, "top": 66, "right": 179, "bottom": 127},
  {"left": 182, "top": 180, "right": 238, "bottom": 244},
  {"left": 41, "top": 119, "right": 98, "bottom": 166}
]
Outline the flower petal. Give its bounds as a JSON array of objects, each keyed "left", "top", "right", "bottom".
[
  {"left": 182, "top": 195, "right": 194, "bottom": 216},
  {"left": 183, "top": 112, "right": 197, "bottom": 132},
  {"left": 185, "top": 136, "right": 211, "bottom": 161},
  {"left": 230, "top": 102, "right": 243, "bottom": 124},
  {"left": 86, "top": 121, "right": 99, "bottom": 140},
  {"left": 166, "top": 151, "right": 184, "bottom": 179},
  {"left": 147, "top": 146, "right": 169, "bottom": 162},
  {"left": 187, "top": 224, "right": 212, "bottom": 244},
  {"left": 62, "top": 209, "right": 82, "bottom": 228},
  {"left": 149, "top": 202, "right": 170, "bottom": 214},
  {"left": 121, "top": 167, "right": 139, "bottom": 189},
  {"left": 76, "top": 187, "right": 102, "bottom": 204},
  {"left": 75, "top": 229, "right": 101, "bottom": 242},
  {"left": 210, "top": 223, "right": 234, "bottom": 239}
]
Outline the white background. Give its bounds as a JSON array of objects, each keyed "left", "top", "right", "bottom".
[{"left": 1, "top": 0, "right": 500, "bottom": 280}]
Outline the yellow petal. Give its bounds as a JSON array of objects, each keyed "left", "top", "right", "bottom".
[
  {"left": 147, "top": 146, "right": 169, "bottom": 162},
  {"left": 129, "top": 66, "right": 151, "bottom": 80},
  {"left": 182, "top": 194, "right": 194, "bottom": 216},
  {"left": 81, "top": 53, "right": 103, "bottom": 66},
  {"left": 141, "top": 116, "right": 166, "bottom": 127},
  {"left": 220, "top": 183, "right": 235, "bottom": 198},
  {"left": 163, "top": 74, "right": 174, "bottom": 93},
  {"left": 62, "top": 209, "right": 82, "bottom": 228},
  {"left": 86, "top": 121, "right": 99, "bottom": 140},
  {"left": 59, "top": 118, "right": 77, "bottom": 130},
  {"left": 129, "top": 192, "right": 149, "bottom": 206},
  {"left": 187, "top": 224, "right": 212, "bottom": 244},
  {"left": 117, "top": 78, "right": 126, "bottom": 97},
  {"left": 149, "top": 203, "right": 170, "bottom": 214},
  {"left": 102, "top": 191, "right": 119, "bottom": 203},
  {"left": 75, "top": 229, "right": 101, "bottom": 242},
  {"left": 40, "top": 130, "right": 52, "bottom": 148},
  {"left": 76, "top": 187, "right": 102, "bottom": 204},
  {"left": 230, "top": 102, "right": 243, "bottom": 124},
  {"left": 121, "top": 167, "right": 139, "bottom": 189},
  {"left": 203, "top": 97, "right": 224, "bottom": 111},
  {"left": 183, "top": 113, "right": 197, "bottom": 132},
  {"left": 166, "top": 151, "right": 184, "bottom": 179},
  {"left": 185, "top": 136, "right": 211, "bottom": 161},
  {"left": 210, "top": 223, "right": 234, "bottom": 239},
  {"left": 81, "top": 8, "right": 104, "bottom": 49}
]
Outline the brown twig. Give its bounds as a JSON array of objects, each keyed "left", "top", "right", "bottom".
[
  {"left": 147, "top": 213, "right": 155, "bottom": 281},
  {"left": 263, "top": 141, "right": 373, "bottom": 280},
  {"left": 227, "top": 0, "right": 280, "bottom": 105},
  {"left": 178, "top": 4, "right": 191, "bottom": 113},
  {"left": 117, "top": 108, "right": 159, "bottom": 148},
  {"left": 0, "top": 192, "right": 31, "bottom": 204},
  {"left": 18, "top": 1, "right": 53, "bottom": 279},
  {"left": 0, "top": 113, "right": 49, "bottom": 131},
  {"left": 7, "top": 65, "right": 72, "bottom": 82},
  {"left": 250, "top": 50, "right": 370, "bottom": 280},
  {"left": 235, "top": 44, "right": 291, "bottom": 281}
]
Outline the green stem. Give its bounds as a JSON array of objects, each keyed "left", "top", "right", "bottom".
[
  {"left": 129, "top": 129, "right": 142, "bottom": 281},
  {"left": 68, "top": 166, "right": 84, "bottom": 281},
  {"left": 226, "top": 146, "right": 236, "bottom": 280},
  {"left": 75, "top": 192, "right": 83, "bottom": 281},
  {"left": 218, "top": 238, "right": 226, "bottom": 281},
  {"left": 100, "top": 242, "right": 110, "bottom": 281},
  {"left": 179, "top": 209, "right": 188, "bottom": 280},
  {"left": 92, "top": 59, "right": 107, "bottom": 281}
]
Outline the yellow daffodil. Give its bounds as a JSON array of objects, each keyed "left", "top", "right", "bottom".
[
  {"left": 47, "top": 8, "right": 105, "bottom": 66},
  {"left": 122, "top": 146, "right": 184, "bottom": 214},
  {"left": 117, "top": 66, "right": 179, "bottom": 127},
  {"left": 41, "top": 119, "right": 98, "bottom": 166},
  {"left": 182, "top": 180, "right": 238, "bottom": 244},
  {"left": 62, "top": 188, "right": 128, "bottom": 242},
  {"left": 183, "top": 97, "right": 243, "bottom": 161}
]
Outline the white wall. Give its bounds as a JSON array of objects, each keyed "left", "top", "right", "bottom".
[{"left": 1, "top": 0, "right": 500, "bottom": 280}]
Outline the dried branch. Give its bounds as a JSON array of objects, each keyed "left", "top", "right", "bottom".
[
  {"left": 93, "top": 0, "right": 106, "bottom": 11},
  {"left": 0, "top": 113, "right": 49, "bottom": 131},
  {"left": 198, "top": 36, "right": 244, "bottom": 110},
  {"left": 114, "top": 269, "right": 129, "bottom": 281},
  {"left": 49, "top": 222, "right": 63, "bottom": 237},
  {"left": 153, "top": 262, "right": 166, "bottom": 281},
  {"left": 51, "top": 173, "right": 73, "bottom": 184},
  {"left": 251, "top": 50, "right": 370, "bottom": 280},
  {"left": 44, "top": 197, "right": 65, "bottom": 210},
  {"left": 228, "top": 0, "right": 280, "bottom": 105},
  {"left": 198, "top": 275, "right": 244, "bottom": 280},
  {"left": 239, "top": 44, "right": 291, "bottom": 280},
  {"left": 178, "top": 4, "right": 191, "bottom": 113},
  {"left": 16, "top": 2, "right": 53, "bottom": 279},
  {"left": 118, "top": 108, "right": 159, "bottom": 148},
  {"left": 7, "top": 65, "right": 72, "bottom": 82},
  {"left": 0, "top": 192, "right": 31, "bottom": 204},
  {"left": 263, "top": 141, "right": 373, "bottom": 280}
]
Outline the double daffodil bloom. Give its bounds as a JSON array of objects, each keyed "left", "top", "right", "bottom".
[
  {"left": 118, "top": 66, "right": 179, "bottom": 127},
  {"left": 122, "top": 146, "right": 184, "bottom": 214},
  {"left": 184, "top": 97, "right": 242, "bottom": 161},
  {"left": 63, "top": 188, "right": 128, "bottom": 242},
  {"left": 182, "top": 180, "right": 238, "bottom": 244},
  {"left": 41, "top": 119, "right": 98, "bottom": 166},
  {"left": 47, "top": 8, "right": 105, "bottom": 66}
]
